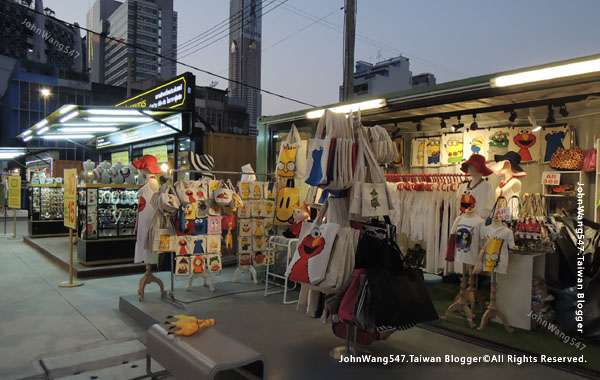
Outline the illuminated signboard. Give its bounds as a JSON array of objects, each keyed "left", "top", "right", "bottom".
[
  {"left": 115, "top": 72, "right": 195, "bottom": 110},
  {"left": 96, "top": 114, "right": 182, "bottom": 149}
]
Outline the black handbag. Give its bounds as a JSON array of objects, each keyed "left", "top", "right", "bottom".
[{"left": 363, "top": 233, "right": 439, "bottom": 327}]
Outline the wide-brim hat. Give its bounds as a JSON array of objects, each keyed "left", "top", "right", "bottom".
[
  {"left": 190, "top": 152, "right": 215, "bottom": 179},
  {"left": 491, "top": 151, "right": 527, "bottom": 177},
  {"left": 133, "top": 154, "right": 161, "bottom": 174},
  {"left": 460, "top": 154, "right": 493, "bottom": 176}
]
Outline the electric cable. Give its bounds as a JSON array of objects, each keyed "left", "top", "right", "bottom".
[
  {"left": 5, "top": 0, "right": 316, "bottom": 108},
  {"left": 281, "top": 3, "right": 468, "bottom": 78},
  {"left": 178, "top": 0, "right": 290, "bottom": 59},
  {"left": 173, "top": 0, "right": 280, "bottom": 57}
]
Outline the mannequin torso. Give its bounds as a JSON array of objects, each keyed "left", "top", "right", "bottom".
[{"left": 134, "top": 170, "right": 160, "bottom": 263}]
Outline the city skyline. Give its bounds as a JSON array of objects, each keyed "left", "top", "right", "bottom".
[{"left": 39, "top": 0, "right": 600, "bottom": 116}]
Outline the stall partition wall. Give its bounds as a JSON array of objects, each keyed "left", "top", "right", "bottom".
[{"left": 202, "top": 132, "right": 257, "bottom": 184}]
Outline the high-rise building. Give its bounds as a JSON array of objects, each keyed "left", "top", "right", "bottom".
[
  {"left": 86, "top": 0, "right": 177, "bottom": 86},
  {"left": 228, "top": 0, "right": 262, "bottom": 136}
]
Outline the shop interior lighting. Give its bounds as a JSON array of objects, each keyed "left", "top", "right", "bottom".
[
  {"left": 34, "top": 119, "right": 48, "bottom": 128},
  {"left": 559, "top": 105, "right": 569, "bottom": 117},
  {"left": 451, "top": 116, "right": 464, "bottom": 132},
  {"left": 22, "top": 135, "right": 33, "bottom": 142},
  {"left": 22, "top": 129, "right": 32, "bottom": 136},
  {"left": 58, "top": 104, "right": 77, "bottom": 114},
  {"left": 491, "top": 57, "right": 600, "bottom": 87},
  {"left": 36, "top": 126, "right": 49, "bottom": 135},
  {"left": 416, "top": 121, "right": 423, "bottom": 131},
  {"left": 440, "top": 118, "right": 447, "bottom": 129},
  {"left": 41, "top": 134, "right": 94, "bottom": 140},
  {"left": 59, "top": 111, "right": 79, "bottom": 123},
  {"left": 546, "top": 105, "right": 556, "bottom": 124},
  {"left": 0, "top": 152, "right": 25, "bottom": 159},
  {"left": 508, "top": 110, "right": 517, "bottom": 123},
  {"left": 470, "top": 114, "right": 478, "bottom": 130},
  {"left": 305, "top": 98, "right": 386, "bottom": 119},
  {"left": 61, "top": 123, "right": 121, "bottom": 127},
  {"left": 86, "top": 116, "right": 154, "bottom": 123},
  {"left": 161, "top": 163, "right": 169, "bottom": 172},
  {"left": 87, "top": 109, "right": 144, "bottom": 116},
  {"left": 58, "top": 127, "right": 119, "bottom": 133}
]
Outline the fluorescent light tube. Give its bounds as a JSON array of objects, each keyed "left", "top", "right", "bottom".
[
  {"left": 306, "top": 98, "right": 386, "bottom": 119},
  {"left": 22, "top": 135, "right": 33, "bottom": 142},
  {"left": 41, "top": 134, "right": 94, "bottom": 139},
  {"left": 58, "top": 105, "right": 77, "bottom": 114},
  {"left": 59, "top": 111, "right": 79, "bottom": 123},
  {"left": 86, "top": 116, "right": 153, "bottom": 123},
  {"left": 22, "top": 130, "right": 32, "bottom": 136},
  {"left": 34, "top": 119, "right": 48, "bottom": 128},
  {"left": 36, "top": 126, "right": 49, "bottom": 135},
  {"left": 491, "top": 58, "right": 600, "bottom": 87},
  {"left": 58, "top": 127, "right": 118, "bottom": 132},
  {"left": 0, "top": 152, "right": 25, "bottom": 159}
]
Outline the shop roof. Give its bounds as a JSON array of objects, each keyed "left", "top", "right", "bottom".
[
  {"left": 17, "top": 105, "right": 181, "bottom": 145},
  {"left": 260, "top": 53, "right": 600, "bottom": 127}
]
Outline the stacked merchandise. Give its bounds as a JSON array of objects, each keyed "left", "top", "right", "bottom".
[
  {"left": 237, "top": 181, "right": 277, "bottom": 269},
  {"left": 531, "top": 277, "right": 555, "bottom": 330}
]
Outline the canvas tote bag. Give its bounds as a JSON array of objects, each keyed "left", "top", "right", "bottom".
[
  {"left": 277, "top": 124, "right": 307, "bottom": 179},
  {"left": 285, "top": 198, "right": 340, "bottom": 285}
]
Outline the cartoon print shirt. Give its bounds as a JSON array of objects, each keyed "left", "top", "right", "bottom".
[
  {"left": 481, "top": 225, "right": 515, "bottom": 274},
  {"left": 450, "top": 214, "right": 485, "bottom": 265},
  {"left": 457, "top": 180, "right": 494, "bottom": 219}
]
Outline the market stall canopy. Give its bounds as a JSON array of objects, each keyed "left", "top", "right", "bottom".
[
  {"left": 17, "top": 105, "right": 182, "bottom": 148},
  {"left": 260, "top": 53, "right": 600, "bottom": 129}
]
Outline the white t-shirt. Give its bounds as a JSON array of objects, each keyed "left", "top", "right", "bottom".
[
  {"left": 481, "top": 225, "right": 515, "bottom": 275},
  {"left": 457, "top": 179, "right": 494, "bottom": 219},
  {"left": 451, "top": 214, "right": 485, "bottom": 265}
]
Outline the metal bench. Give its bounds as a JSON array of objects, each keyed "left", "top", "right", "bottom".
[{"left": 146, "top": 323, "right": 267, "bottom": 380}]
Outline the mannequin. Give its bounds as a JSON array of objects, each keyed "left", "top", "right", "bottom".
[
  {"left": 457, "top": 154, "right": 494, "bottom": 219},
  {"left": 492, "top": 151, "right": 526, "bottom": 200},
  {"left": 133, "top": 155, "right": 165, "bottom": 301}
]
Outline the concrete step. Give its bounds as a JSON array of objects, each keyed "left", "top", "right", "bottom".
[
  {"left": 40, "top": 340, "right": 146, "bottom": 379},
  {"left": 55, "top": 358, "right": 166, "bottom": 380}
]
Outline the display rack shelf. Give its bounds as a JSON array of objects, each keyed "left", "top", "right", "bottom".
[
  {"left": 28, "top": 184, "right": 69, "bottom": 237},
  {"left": 542, "top": 170, "right": 589, "bottom": 218}
]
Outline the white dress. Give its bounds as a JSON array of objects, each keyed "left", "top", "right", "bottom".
[{"left": 134, "top": 181, "right": 159, "bottom": 263}]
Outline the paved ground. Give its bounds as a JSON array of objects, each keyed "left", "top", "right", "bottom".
[{"left": 0, "top": 221, "right": 593, "bottom": 380}]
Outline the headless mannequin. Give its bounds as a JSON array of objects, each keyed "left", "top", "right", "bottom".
[
  {"left": 443, "top": 207, "right": 477, "bottom": 328},
  {"left": 137, "top": 169, "right": 166, "bottom": 301},
  {"left": 478, "top": 214, "right": 514, "bottom": 333}
]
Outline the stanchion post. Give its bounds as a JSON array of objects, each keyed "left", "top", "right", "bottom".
[
  {"left": 59, "top": 168, "right": 83, "bottom": 288},
  {"left": 59, "top": 228, "right": 83, "bottom": 288},
  {"left": 13, "top": 208, "right": 16, "bottom": 239}
]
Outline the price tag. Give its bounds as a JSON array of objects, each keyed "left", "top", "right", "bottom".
[
  {"left": 495, "top": 207, "right": 512, "bottom": 221},
  {"left": 542, "top": 171, "right": 561, "bottom": 186},
  {"left": 64, "top": 169, "right": 77, "bottom": 229}
]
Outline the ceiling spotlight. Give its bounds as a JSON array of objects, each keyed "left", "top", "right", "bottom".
[
  {"left": 559, "top": 105, "right": 569, "bottom": 117},
  {"left": 470, "top": 114, "right": 478, "bottom": 130},
  {"left": 416, "top": 121, "right": 423, "bottom": 131},
  {"left": 452, "top": 116, "right": 464, "bottom": 132},
  {"left": 440, "top": 118, "right": 446, "bottom": 129},
  {"left": 546, "top": 105, "right": 555, "bottom": 124},
  {"left": 508, "top": 110, "right": 517, "bottom": 123}
]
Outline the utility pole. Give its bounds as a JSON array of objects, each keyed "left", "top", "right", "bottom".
[{"left": 342, "top": 0, "right": 356, "bottom": 102}]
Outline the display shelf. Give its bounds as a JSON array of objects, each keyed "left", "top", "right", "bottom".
[
  {"left": 77, "top": 183, "right": 140, "bottom": 189},
  {"left": 542, "top": 170, "right": 589, "bottom": 218},
  {"left": 28, "top": 185, "right": 69, "bottom": 237}
]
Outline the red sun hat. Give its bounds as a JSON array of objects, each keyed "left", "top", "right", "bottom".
[
  {"left": 133, "top": 154, "right": 161, "bottom": 174},
  {"left": 460, "top": 154, "right": 493, "bottom": 176}
]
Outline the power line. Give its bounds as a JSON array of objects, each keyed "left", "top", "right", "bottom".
[
  {"left": 172, "top": 0, "right": 280, "bottom": 57},
  {"left": 179, "top": 0, "right": 290, "bottom": 59},
  {"left": 4, "top": 0, "right": 316, "bottom": 108},
  {"left": 281, "top": 3, "right": 468, "bottom": 78}
]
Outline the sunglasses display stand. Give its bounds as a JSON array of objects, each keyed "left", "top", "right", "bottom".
[{"left": 28, "top": 184, "right": 69, "bottom": 237}]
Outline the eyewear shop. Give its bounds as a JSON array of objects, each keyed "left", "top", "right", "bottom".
[{"left": 257, "top": 54, "right": 600, "bottom": 376}]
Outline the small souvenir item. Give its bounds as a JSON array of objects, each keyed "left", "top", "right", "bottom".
[
  {"left": 251, "top": 200, "right": 264, "bottom": 217},
  {"left": 239, "top": 219, "right": 252, "bottom": 237},
  {"left": 207, "top": 254, "right": 222, "bottom": 272},
  {"left": 214, "top": 180, "right": 233, "bottom": 205},
  {"left": 121, "top": 163, "right": 137, "bottom": 185},
  {"left": 196, "top": 201, "right": 208, "bottom": 218},
  {"left": 192, "top": 236, "right": 206, "bottom": 254},
  {"left": 252, "top": 219, "right": 264, "bottom": 237},
  {"left": 184, "top": 202, "right": 197, "bottom": 220},
  {"left": 206, "top": 235, "right": 221, "bottom": 253},
  {"left": 264, "top": 200, "right": 275, "bottom": 218},
  {"left": 193, "top": 217, "right": 208, "bottom": 235},
  {"left": 264, "top": 182, "right": 277, "bottom": 200},
  {"left": 175, "top": 256, "right": 190, "bottom": 275},
  {"left": 176, "top": 236, "right": 191, "bottom": 255},
  {"left": 191, "top": 255, "right": 205, "bottom": 274},
  {"left": 208, "top": 202, "right": 219, "bottom": 216},
  {"left": 264, "top": 219, "right": 275, "bottom": 236},
  {"left": 252, "top": 182, "right": 264, "bottom": 200},
  {"left": 196, "top": 181, "right": 208, "bottom": 201},
  {"left": 265, "top": 252, "right": 275, "bottom": 266},
  {"left": 154, "top": 230, "right": 174, "bottom": 252},
  {"left": 207, "top": 215, "right": 222, "bottom": 235},
  {"left": 237, "top": 204, "right": 251, "bottom": 218},
  {"left": 87, "top": 189, "right": 97, "bottom": 206},
  {"left": 253, "top": 236, "right": 266, "bottom": 251},
  {"left": 208, "top": 180, "right": 220, "bottom": 197},
  {"left": 239, "top": 253, "right": 253, "bottom": 266},
  {"left": 252, "top": 252, "right": 266, "bottom": 267},
  {"left": 239, "top": 237, "right": 252, "bottom": 252},
  {"left": 239, "top": 182, "right": 251, "bottom": 200},
  {"left": 283, "top": 203, "right": 310, "bottom": 238}
]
